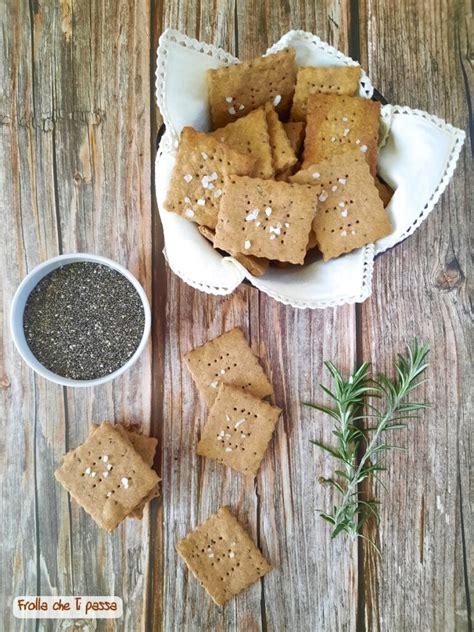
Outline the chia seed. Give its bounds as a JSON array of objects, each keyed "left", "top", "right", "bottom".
[{"left": 23, "top": 262, "right": 145, "bottom": 380}]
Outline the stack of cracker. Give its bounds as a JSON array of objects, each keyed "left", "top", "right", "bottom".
[
  {"left": 55, "top": 422, "right": 160, "bottom": 531},
  {"left": 164, "top": 47, "right": 395, "bottom": 268}
]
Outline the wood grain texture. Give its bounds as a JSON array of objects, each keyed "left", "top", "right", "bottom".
[
  {"left": 0, "top": 0, "right": 471, "bottom": 631},
  {"left": 0, "top": 1, "right": 152, "bottom": 630},
  {"left": 358, "top": 1, "right": 473, "bottom": 630}
]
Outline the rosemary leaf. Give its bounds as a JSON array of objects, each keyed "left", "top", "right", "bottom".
[{"left": 305, "top": 339, "right": 430, "bottom": 552}]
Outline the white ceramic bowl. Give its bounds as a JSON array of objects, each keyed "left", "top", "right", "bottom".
[{"left": 10, "top": 253, "right": 151, "bottom": 387}]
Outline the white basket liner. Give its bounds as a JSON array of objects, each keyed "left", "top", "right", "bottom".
[
  {"left": 375, "top": 105, "right": 465, "bottom": 254},
  {"left": 155, "top": 28, "right": 465, "bottom": 308}
]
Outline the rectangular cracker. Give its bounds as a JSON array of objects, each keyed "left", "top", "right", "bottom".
[
  {"left": 264, "top": 102, "right": 297, "bottom": 173},
  {"left": 198, "top": 226, "right": 269, "bottom": 277},
  {"left": 291, "top": 66, "right": 361, "bottom": 121},
  {"left": 115, "top": 426, "right": 160, "bottom": 520},
  {"left": 209, "top": 107, "right": 274, "bottom": 179},
  {"left": 303, "top": 93, "right": 380, "bottom": 176},
  {"left": 290, "top": 151, "right": 392, "bottom": 260},
  {"left": 176, "top": 506, "right": 271, "bottom": 606},
  {"left": 164, "top": 127, "right": 255, "bottom": 229},
  {"left": 183, "top": 327, "right": 273, "bottom": 407},
  {"left": 208, "top": 48, "right": 297, "bottom": 129},
  {"left": 197, "top": 383, "right": 281, "bottom": 477},
  {"left": 375, "top": 176, "right": 394, "bottom": 207},
  {"left": 214, "top": 175, "right": 318, "bottom": 265},
  {"left": 55, "top": 422, "right": 159, "bottom": 531}
]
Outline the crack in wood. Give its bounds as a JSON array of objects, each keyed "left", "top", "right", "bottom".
[{"left": 419, "top": 493, "right": 425, "bottom": 564}]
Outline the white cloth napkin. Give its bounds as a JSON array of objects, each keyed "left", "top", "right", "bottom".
[{"left": 155, "top": 29, "right": 465, "bottom": 308}]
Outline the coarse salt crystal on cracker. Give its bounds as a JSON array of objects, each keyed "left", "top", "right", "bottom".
[
  {"left": 214, "top": 176, "right": 318, "bottom": 265},
  {"left": 208, "top": 107, "right": 274, "bottom": 179},
  {"left": 176, "top": 506, "right": 271, "bottom": 606},
  {"left": 290, "top": 151, "right": 392, "bottom": 260},
  {"left": 302, "top": 93, "right": 380, "bottom": 176},
  {"left": 183, "top": 327, "right": 273, "bottom": 407},
  {"left": 197, "top": 383, "right": 281, "bottom": 477},
  {"left": 164, "top": 127, "right": 255, "bottom": 229},
  {"left": 291, "top": 65, "right": 361, "bottom": 122},
  {"left": 207, "top": 48, "right": 297, "bottom": 129}
]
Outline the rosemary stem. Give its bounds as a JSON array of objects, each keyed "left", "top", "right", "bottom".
[{"left": 336, "top": 368, "right": 417, "bottom": 527}]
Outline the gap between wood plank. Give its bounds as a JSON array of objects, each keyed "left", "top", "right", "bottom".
[
  {"left": 26, "top": 5, "right": 43, "bottom": 623},
  {"left": 455, "top": 11, "right": 472, "bottom": 629},
  {"left": 458, "top": 453, "right": 472, "bottom": 631},
  {"left": 349, "top": 2, "right": 369, "bottom": 630},
  {"left": 146, "top": 0, "right": 166, "bottom": 629}
]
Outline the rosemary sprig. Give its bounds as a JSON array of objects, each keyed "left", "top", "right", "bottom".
[{"left": 306, "top": 340, "right": 430, "bottom": 550}]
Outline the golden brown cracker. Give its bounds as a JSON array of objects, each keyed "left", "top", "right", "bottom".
[
  {"left": 115, "top": 425, "right": 158, "bottom": 467},
  {"left": 303, "top": 93, "right": 380, "bottom": 176},
  {"left": 164, "top": 127, "right": 255, "bottom": 229},
  {"left": 198, "top": 226, "right": 269, "bottom": 278},
  {"left": 290, "top": 152, "right": 392, "bottom": 260},
  {"left": 197, "top": 384, "right": 281, "bottom": 477},
  {"left": 264, "top": 102, "right": 297, "bottom": 173},
  {"left": 129, "top": 485, "right": 161, "bottom": 520},
  {"left": 214, "top": 175, "right": 318, "bottom": 265},
  {"left": 209, "top": 107, "right": 274, "bottom": 179},
  {"left": 291, "top": 66, "right": 361, "bottom": 121},
  {"left": 183, "top": 327, "right": 273, "bottom": 407},
  {"left": 115, "top": 426, "right": 160, "bottom": 520},
  {"left": 275, "top": 122, "right": 305, "bottom": 180},
  {"left": 283, "top": 121, "right": 305, "bottom": 157},
  {"left": 375, "top": 176, "right": 394, "bottom": 207},
  {"left": 208, "top": 48, "right": 297, "bottom": 128},
  {"left": 55, "top": 422, "right": 159, "bottom": 531},
  {"left": 198, "top": 224, "right": 217, "bottom": 244},
  {"left": 176, "top": 506, "right": 271, "bottom": 606},
  {"left": 306, "top": 229, "right": 318, "bottom": 251},
  {"left": 274, "top": 168, "right": 294, "bottom": 182}
]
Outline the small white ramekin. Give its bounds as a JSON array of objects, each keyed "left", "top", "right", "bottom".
[{"left": 10, "top": 253, "right": 151, "bottom": 387}]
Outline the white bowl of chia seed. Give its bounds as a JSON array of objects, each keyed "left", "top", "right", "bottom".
[{"left": 10, "top": 253, "right": 151, "bottom": 387}]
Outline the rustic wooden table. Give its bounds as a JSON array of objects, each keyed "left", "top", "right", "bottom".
[{"left": 1, "top": 1, "right": 471, "bottom": 630}]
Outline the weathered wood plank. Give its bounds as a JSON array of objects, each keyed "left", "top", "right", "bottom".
[
  {"left": 1, "top": 0, "right": 471, "bottom": 630},
  {"left": 1, "top": 1, "right": 152, "bottom": 630},
  {"left": 155, "top": 2, "right": 359, "bottom": 631},
  {"left": 359, "top": 0, "right": 472, "bottom": 630},
  {"left": 154, "top": 6, "right": 267, "bottom": 631},
  {"left": 234, "top": 4, "right": 361, "bottom": 631},
  {"left": 0, "top": 3, "right": 71, "bottom": 631}
]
